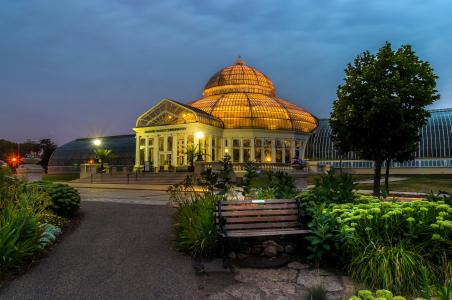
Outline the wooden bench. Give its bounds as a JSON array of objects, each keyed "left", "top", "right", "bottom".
[{"left": 216, "top": 199, "right": 310, "bottom": 265}]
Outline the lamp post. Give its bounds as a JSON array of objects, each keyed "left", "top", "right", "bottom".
[
  {"left": 93, "top": 138, "right": 102, "bottom": 147},
  {"left": 195, "top": 131, "right": 204, "bottom": 161}
]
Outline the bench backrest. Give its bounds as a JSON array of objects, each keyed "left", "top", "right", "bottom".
[{"left": 216, "top": 199, "right": 301, "bottom": 233}]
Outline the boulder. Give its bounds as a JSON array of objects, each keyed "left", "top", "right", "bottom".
[
  {"left": 264, "top": 245, "right": 278, "bottom": 257},
  {"left": 284, "top": 244, "right": 296, "bottom": 254},
  {"left": 251, "top": 245, "right": 263, "bottom": 255}
]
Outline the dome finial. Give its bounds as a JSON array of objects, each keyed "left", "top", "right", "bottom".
[{"left": 235, "top": 56, "right": 245, "bottom": 65}]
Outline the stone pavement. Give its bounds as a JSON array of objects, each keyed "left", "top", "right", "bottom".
[{"left": 207, "top": 261, "right": 356, "bottom": 300}]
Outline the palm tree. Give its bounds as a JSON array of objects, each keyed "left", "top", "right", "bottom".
[
  {"left": 183, "top": 144, "right": 202, "bottom": 172},
  {"left": 94, "top": 148, "right": 112, "bottom": 172}
]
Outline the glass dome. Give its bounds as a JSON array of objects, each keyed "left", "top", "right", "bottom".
[{"left": 190, "top": 58, "right": 318, "bottom": 133}]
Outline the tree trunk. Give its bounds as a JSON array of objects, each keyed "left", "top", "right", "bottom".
[
  {"left": 373, "top": 160, "right": 383, "bottom": 196},
  {"left": 384, "top": 158, "right": 390, "bottom": 194}
]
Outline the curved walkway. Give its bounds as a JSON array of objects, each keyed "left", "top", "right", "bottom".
[{"left": 0, "top": 201, "right": 200, "bottom": 299}]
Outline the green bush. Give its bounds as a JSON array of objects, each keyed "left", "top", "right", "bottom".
[
  {"left": 0, "top": 205, "right": 44, "bottom": 271},
  {"left": 267, "top": 171, "right": 297, "bottom": 199},
  {"left": 38, "top": 212, "right": 68, "bottom": 228},
  {"left": 348, "top": 242, "right": 432, "bottom": 294},
  {"left": 309, "top": 171, "right": 357, "bottom": 204},
  {"left": 173, "top": 192, "right": 220, "bottom": 257},
  {"left": 28, "top": 181, "right": 80, "bottom": 218},
  {"left": 350, "top": 289, "right": 404, "bottom": 300}
]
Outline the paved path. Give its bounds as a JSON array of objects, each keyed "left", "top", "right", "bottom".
[
  {"left": 78, "top": 188, "right": 170, "bottom": 206},
  {"left": 0, "top": 200, "right": 201, "bottom": 299}
]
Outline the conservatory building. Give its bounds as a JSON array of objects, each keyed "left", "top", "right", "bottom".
[{"left": 133, "top": 58, "right": 318, "bottom": 170}]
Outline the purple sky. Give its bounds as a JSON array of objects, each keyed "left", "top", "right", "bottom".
[{"left": 1, "top": 0, "right": 452, "bottom": 145}]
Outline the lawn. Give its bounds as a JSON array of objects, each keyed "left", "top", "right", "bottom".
[
  {"left": 42, "top": 174, "right": 80, "bottom": 182},
  {"left": 356, "top": 174, "right": 452, "bottom": 194}
]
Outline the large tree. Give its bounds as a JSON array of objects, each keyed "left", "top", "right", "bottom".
[
  {"left": 39, "top": 139, "right": 57, "bottom": 173},
  {"left": 330, "top": 42, "right": 439, "bottom": 195}
]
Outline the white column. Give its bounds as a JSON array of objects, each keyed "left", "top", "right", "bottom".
[
  {"left": 291, "top": 139, "right": 296, "bottom": 161},
  {"left": 208, "top": 135, "right": 213, "bottom": 162},
  {"left": 135, "top": 135, "right": 141, "bottom": 167},
  {"left": 172, "top": 135, "right": 177, "bottom": 167},
  {"left": 250, "top": 139, "right": 255, "bottom": 161},
  {"left": 144, "top": 137, "right": 149, "bottom": 162},
  {"left": 239, "top": 138, "right": 244, "bottom": 163},
  {"left": 271, "top": 138, "right": 276, "bottom": 163},
  {"left": 183, "top": 134, "right": 188, "bottom": 165},
  {"left": 163, "top": 136, "right": 168, "bottom": 166},
  {"left": 282, "top": 140, "right": 286, "bottom": 163},
  {"left": 153, "top": 136, "right": 159, "bottom": 169}
]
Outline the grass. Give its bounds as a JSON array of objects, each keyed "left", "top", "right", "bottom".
[
  {"left": 42, "top": 174, "right": 79, "bottom": 182},
  {"left": 307, "top": 174, "right": 373, "bottom": 185},
  {"left": 356, "top": 174, "right": 452, "bottom": 194}
]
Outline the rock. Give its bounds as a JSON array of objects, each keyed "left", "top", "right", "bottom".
[
  {"left": 255, "top": 281, "right": 297, "bottom": 296},
  {"left": 238, "top": 253, "right": 249, "bottom": 260},
  {"left": 241, "top": 246, "right": 251, "bottom": 255},
  {"left": 228, "top": 251, "right": 237, "bottom": 260},
  {"left": 208, "top": 292, "right": 235, "bottom": 300},
  {"left": 263, "top": 240, "right": 284, "bottom": 253},
  {"left": 224, "top": 283, "right": 265, "bottom": 300},
  {"left": 264, "top": 245, "right": 278, "bottom": 257},
  {"left": 284, "top": 244, "right": 296, "bottom": 254},
  {"left": 296, "top": 270, "right": 343, "bottom": 292},
  {"left": 251, "top": 245, "right": 263, "bottom": 255},
  {"left": 235, "top": 268, "right": 298, "bottom": 283},
  {"left": 287, "top": 261, "right": 309, "bottom": 270}
]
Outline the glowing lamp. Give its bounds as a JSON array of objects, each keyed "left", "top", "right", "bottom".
[
  {"left": 224, "top": 148, "right": 229, "bottom": 153},
  {"left": 93, "top": 138, "right": 102, "bottom": 146},
  {"left": 266, "top": 157, "right": 272, "bottom": 162},
  {"left": 195, "top": 131, "right": 204, "bottom": 139}
]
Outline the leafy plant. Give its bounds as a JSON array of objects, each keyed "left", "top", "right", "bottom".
[
  {"left": 304, "top": 203, "right": 341, "bottom": 265},
  {"left": 303, "top": 285, "right": 329, "bottom": 300},
  {"left": 38, "top": 223, "right": 62, "bottom": 248},
  {"left": 310, "top": 171, "right": 357, "bottom": 204},
  {"left": 0, "top": 205, "right": 44, "bottom": 271},
  {"left": 27, "top": 181, "right": 80, "bottom": 218},
  {"left": 173, "top": 192, "right": 221, "bottom": 257},
  {"left": 39, "top": 212, "right": 68, "bottom": 228},
  {"left": 267, "top": 171, "right": 297, "bottom": 199},
  {"left": 242, "top": 161, "right": 257, "bottom": 195},
  {"left": 94, "top": 148, "right": 112, "bottom": 172},
  {"left": 348, "top": 241, "right": 433, "bottom": 295},
  {"left": 253, "top": 187, "right": 277, "bottom": 199},
  {"left": 349, "top": 289, "right": 404, "bottom": 300}
]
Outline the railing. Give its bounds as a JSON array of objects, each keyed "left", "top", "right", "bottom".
[{"left": 201, "top": 162, "right": 307, "bottom": 173}]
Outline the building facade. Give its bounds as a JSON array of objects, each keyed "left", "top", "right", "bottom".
[{"left": 133, "top": 58, "right": 318, "bottom": 170}]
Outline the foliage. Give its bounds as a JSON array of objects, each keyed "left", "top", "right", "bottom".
[
  {"left": 183, "top": 144, "right": 202, "bottom": 168},
  {"left": 303, "top": 285, "right": 329, "bottom": 300},
  {"left": 0, "top": 205, "right": 44, "bottom": 271},
  {"left": 242, "top": 161, "right": 257, "bottom": 195},
  {"left": 304, "top": 203, "right": 341, "bottom": 265},
  {"left": 198, "top": 168, "right": 219, "bottom": 191},
  {"left": 215, "top": 155, "right": 233, "bottom": 195},
  {"left": 38, "top": 212, "right": 68, "bottom": 228},
  {"left": 94, "top": 148, "right": 112, "bottom": 172},
  {"left": 309, "top": 171, "right": 357, "bottom": 204},
  {"left": 331, "top": 42, "right": 439, "bottom": 195},
  {"left": 173, "top": 192, "right": 221, "bottom": 257},
  {"left": 267, "top": 171, "right": 297, "bottom": 199},
  {"left": 348, "top": 241, "right": 431, "bottom": 294},
  {"left": 38, "top": 139, "right": 57, "bottom": 173},
  {"left": 253, "top": 187, "right": 277, "bottom": 199},
  {"left": 39, "top": 223, "right": 62, "bottom": 248},
  {"left": 349, "top": 289, "right": 405, "bottom": 300},
  {"left": 27, "top": 181, "right": 80, "bottom": 218}
]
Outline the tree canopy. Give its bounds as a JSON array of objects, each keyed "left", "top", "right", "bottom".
[{"left": 330, "top": 42, "right": 439, "bottom": 195}]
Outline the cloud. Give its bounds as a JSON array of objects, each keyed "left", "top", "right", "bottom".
[{"left": 0, "top": 0, "right": 451, "bottom": 144}]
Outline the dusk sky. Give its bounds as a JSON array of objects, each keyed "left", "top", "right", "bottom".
[{"left": 1, "top": 0, "right": 452, "bottom": 145}]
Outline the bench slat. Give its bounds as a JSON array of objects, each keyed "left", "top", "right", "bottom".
[
  {"left": 220, "top": 203, "right": 297, "bottom": 211},
  {"left": 217, "top": 215, "right": 298, "bottom": 223},
  {"left": 225, "top": 229, "right": 310, "bottom": 238},
  {"left": 224, "top": 222, "right": 299, "bottom": 230},
  {"left": 221, "top": 199, "right": 296, "bottom": 205},
  {"left": 217, "top": 209, "right": 298, "bottom": 217}
]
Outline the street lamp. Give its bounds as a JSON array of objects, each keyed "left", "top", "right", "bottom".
[
  {"left": 195, "top": 131, "right": 204, "bottom": 161},
  {"left": 92, "top": 138, "right": 102, "bottom": 146}
]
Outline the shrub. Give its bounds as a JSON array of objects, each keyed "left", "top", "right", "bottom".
[
  {"left": 267, "top": 171, "right": 297, "bottom": 199},
  {"left": 350, "top": 289, "right": 405, "bottom": 300},
  {"left": 0, "top": 205, "right": 44, "bottom": 271},
  {"left": 348, "top": 241, "right": 432, "bottom": 294},
  {"left": 303, "top": 285, "right": 329, "bottom": 300},
  {"left": 253, "top": 187, "right": 277, "bottom": 199},
  {"left": 173, "top": 192, "right": 221, "bottom": 257},
  {"left": 38, "top": 223, "right": 62, "bottom": 248},
  {"left": 28, "top": 181, "right": 80, "bottom": 218},
  {"left": 39, "top": 212, "right": 68, "bottom": 228},
  {"left": 309, "top": 171, "right": 357, "bottom": 204}
]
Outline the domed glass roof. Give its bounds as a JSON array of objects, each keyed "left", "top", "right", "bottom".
[{"left": 190, "top": 58, "right": 318, "bottom": 133}]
